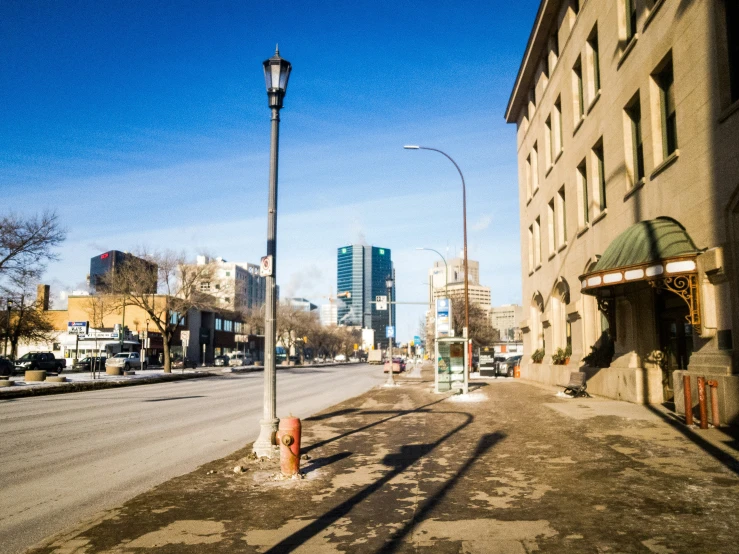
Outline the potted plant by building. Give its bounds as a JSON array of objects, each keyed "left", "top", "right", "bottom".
[
  {"left": 531, "top": 348, "right": 545, "bottom": 363},
  {"left": 551, "top": 345, "right": 571, "bottom": 365}
]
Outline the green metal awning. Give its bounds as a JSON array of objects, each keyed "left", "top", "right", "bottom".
[
  {"left": 580, "top": 217, "right": 703, "bottom": 333},
  {"left": 590, "top": 217, "right": 700, "bottom": 274}
]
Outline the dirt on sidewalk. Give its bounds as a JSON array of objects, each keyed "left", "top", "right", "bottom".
[{"left": 28, "top": 366, "right": 739, "bottom": 553}]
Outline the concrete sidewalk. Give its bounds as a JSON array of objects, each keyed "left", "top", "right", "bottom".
[{"left": 28, "top": 365, "right": 739, "bottom": 553}]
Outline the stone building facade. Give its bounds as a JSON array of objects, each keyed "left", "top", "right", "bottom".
[{"left": 505, "top": 0, "right": 739, "bottom": 424}]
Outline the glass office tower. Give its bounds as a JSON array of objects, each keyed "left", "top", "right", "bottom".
[{"left": 337, "top": 245, "right": 395, "bottom": 348}]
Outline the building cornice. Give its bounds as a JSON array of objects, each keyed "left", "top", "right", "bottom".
[{"left": 504, "top": 0, "right": 562, "bottom": 123}]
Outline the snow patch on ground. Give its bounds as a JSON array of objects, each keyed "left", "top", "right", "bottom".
[{"left": 447, "top": 391, "right": 489, "bottom": 403}]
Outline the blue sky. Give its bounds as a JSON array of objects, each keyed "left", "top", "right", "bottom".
[{"left": 1, "top": 0, "right": 539, "bottom": 342}]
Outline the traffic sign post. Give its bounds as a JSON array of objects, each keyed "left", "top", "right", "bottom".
[
  {"left": 375, "top": 295, "right": 387, "bottom": 311},
  {"left": 260, "top": 255, "right": 273, "bottom": 277},
  {"left": 386, "top": 326, "right": 395, "bottom": 338}
]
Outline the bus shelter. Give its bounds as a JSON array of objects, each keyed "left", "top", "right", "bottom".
[{"left": 436, "top": 337, "right": 469, "bottom": 394}]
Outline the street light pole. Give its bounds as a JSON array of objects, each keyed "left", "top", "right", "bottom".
[
  {"left": 385, "top": 274, "right": 395, "bottom": 386},
  {"left": 254, "top": 47, "right": 291, "bottom": 459},
  {"left": 405, "top": 145, "right": 471, "bottom": 372},
  {"left": 416, "top": 247, "right": 448, "bottom": 301},
  {"left": 4, "top": 299, "right": 13, "bottom": 358}
]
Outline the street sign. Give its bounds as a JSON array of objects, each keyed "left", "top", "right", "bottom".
[
  {"left": 375, "top": 295, "right": 387, "bottom": 311},
  {"left": 414, "top": 335, "right": 421, "bottom": 346},
  {"left": 67, "top": 321, "right": 89, "bottom": 335},
  {"left": 235, "top": 334, "right": 249, "bottom": 342},
  {"left": 436, "top": 298, "right": 452, "bottom": 338},
  {"left": 260, "top": 255, "right": 273, "bottom": 277},
  {"left": 386, "top": 326, "right": 395, "bottom": 338},
  {"left": 181, "top": 330, "right": 190, "bottom": 342}
]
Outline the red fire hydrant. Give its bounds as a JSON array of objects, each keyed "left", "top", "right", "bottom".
[{"left": 276, "top": 417, "right": 301, "bottom": 477}]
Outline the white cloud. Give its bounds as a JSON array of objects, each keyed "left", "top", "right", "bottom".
[{"left": 472, "top": 215, "right": 493, "bottom": 232}]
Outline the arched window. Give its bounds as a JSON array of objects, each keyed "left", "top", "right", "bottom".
[
  {"left": 551, "top": 277, "right": 571, "bottom": 350},
  {"left": 530, "top": 292, "right": 545, "bottom": 350}
]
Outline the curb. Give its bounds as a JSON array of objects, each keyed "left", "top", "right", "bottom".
[{"left": 0, "top": 372, "right": 215, "bottom": 400}]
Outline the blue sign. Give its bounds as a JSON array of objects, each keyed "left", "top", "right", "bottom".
[
  {"left": 436, "top": 298, "right": 452, "bottom": 337},
  {"left": 386, "top": 326, "right": 395, "bottom": 338},
  {"left": 413, "top": 335, "right": 421, "bottom": 346}
]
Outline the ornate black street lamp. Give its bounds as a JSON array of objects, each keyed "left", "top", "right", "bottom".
[{"left": 254, "top": 47, "right": 291, "bottom": 458}]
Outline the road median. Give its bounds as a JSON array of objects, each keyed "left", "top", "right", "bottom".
[{"left": 0, "top": 371, "right": 214, "bottom": 400}]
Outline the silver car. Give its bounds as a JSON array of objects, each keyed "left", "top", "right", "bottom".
[{"left": 106, "top": 352, "right": 146, "bottom": 371}]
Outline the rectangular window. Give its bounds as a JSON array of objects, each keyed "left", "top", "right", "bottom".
[
  {"left": 200, "top": 282, "right": 210, "bottom": 292},
  {"left": 626, "top": 96, "right": 645, "bottom": 182},
  {"left": 170, "top": 311, "right": 180, "bottom": 325},
  {"left": 224, "top": 320, "right": 233, "bottom": 332},
  {"left": 655, "top": 58, "right": 677, "bottom": 157},
  {"left": 625, "top": 0, "right": 637, "bottom": 41},
  {"left": 534, "top": 216, "right": 542, "bottom": 267},
  {"left": 532, "top": 143, "right": 539, "bottom": 192},
  {"left": 593, "top": 142, "right": 606, "bottom": 212},
  {"left": 557, "top": 186, "right": 567, "bottom": 246},
  {"left": 548, "top": 200, "right": 556, "bottom": 256},
  {"left": 574, "top": 58, "right": 584, "bottom": 119},
  {"left": 588, "top": 30, "right": 601, "bottom": 93},
  {"left": 554, "top": 97, "right": 563, "bottom": 155},
  {"left": 728, "top": 2, "right": 739, "bottom": 103},
  {"left": 525, "top": 155, "right": 532, "bottom": 199},
  {"left": 528, "top": 226, "right": 534, "bottom": 272},
  {"left": 215, "top": 318, "right": 223, "bottom": 331},
  {"left": 545, "top": 116, "right": 553, "bottom": 167},
  {"left": 578, "top": 160, "right": 589, "bottom": 225}
]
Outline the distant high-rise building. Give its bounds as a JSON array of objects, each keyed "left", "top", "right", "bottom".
[
  {"left": 282, "top": 297, "right": 317, "bottom": 312},
  {"left": 337, "top": 245, "right": 394, "bottom": 347},
  {"left": 89, "top": 250, "right": 157, "bottom": 294},
  {"left": 320, "top": 303, "right": 338, "bottom": 326}
]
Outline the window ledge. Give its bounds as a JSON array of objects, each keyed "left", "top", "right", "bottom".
[
  {"left": 643, "top": 0, "right": 665, "bottom": 31},
  {"left": 719, "top": 99, "right": 739, "bottom": 123},
  {"left": 617, "top": 35, "right": 639, "bottom": 69},
  {"left": 554, "top": 149, "right": 563, "bottom": 164},
  {"left": 548, "top": 252, "right": 556, "bottom": 261},
  {"left": 545, "top": 165, "right": 554, "bottom": 178},
  {"left": 573, "top": 115, "right": 585, "bottom": 135},
  {"left": 577, "top": 224, "right": 590, "bottom": 238},
  {"left": 535, "top": 264, "right": 542, "bottom": 272},
  {"left": 526, "top": 196, "right": 533, "bottom": 206},
  {"left": 591, "top": 209, "right": 608, "bottom": 226},
  {"left": 624, "top": 178, "right": 646, "bottom": 201},
  {"left": 650, "top": 150, "right": 679, "bottom": 180},
  {"left": 528, "top": 269, "right": 535, "bottom": 276},
  {"left": 557, "top": 242, "right": 568, "bottom": 253},
  {"left": 587, "top": 90, "right": 601, "bottom": 114},
  {"left": 533, "top": 186, "right": 540, "bottom": 198}
]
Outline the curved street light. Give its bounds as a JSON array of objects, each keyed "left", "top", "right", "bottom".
[
  {"left": 416, "top": 247, "right": 448, "bottom": 301},
  {"left": 405, "top": 145, "right": 471, "bottom": 371}
]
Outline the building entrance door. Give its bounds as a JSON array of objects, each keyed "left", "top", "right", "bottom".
[{"left": 656, "top": 292, "right": 693, "bottom": 402}]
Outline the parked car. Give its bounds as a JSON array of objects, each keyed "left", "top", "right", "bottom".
[
  {"left": 334, "top": 354, "right": 347, "bottom": 362},
  {"left": 172, "top": 357, "right": 197, "bottom": 369},
  {"left": 497, "top": 355, "right": 523, "bottom": 377},
  {"left": 72, "top": 356, "right": 107, "bottom": 371},
  {"left": 392, "top": 357, "right": 407, "bottom": 372},
  {"left": 14, "top": 352, "right": 65, "bottom": 374},
  {"left": 106, "top": 352, "right": 146, "bottom": 372},
  {"left": 0, "top": 357, "right": 14, "bottom": 377},
  {"left": 214, "top": 355, "right": 230, "bottom": 367},
  {"left": 383, "top": 359, "right": 402, "bottom": 373},
  {"left": 229, "top": 352, "right": 253, "bottom": 366}
]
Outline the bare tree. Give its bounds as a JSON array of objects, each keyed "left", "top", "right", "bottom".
[
  {"left": 1, "top": 269, "right": 56, "bottom": 358},
  {"left": 101, "top": 250, "right": 220, "bottom": 373},
  {"left": 0, "top": 211, "right": 65, "bottom": 280},
  {"left": 448, "top": 292, "right": 499, "bottom": 347}
]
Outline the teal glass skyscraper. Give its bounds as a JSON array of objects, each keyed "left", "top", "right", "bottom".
[{"left": 337, "top": 245, "right": 395, "bottom": 348}]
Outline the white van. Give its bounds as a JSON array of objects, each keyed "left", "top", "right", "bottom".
[{"left": 229, "top": 352, "right": 253, "bottom": 366}]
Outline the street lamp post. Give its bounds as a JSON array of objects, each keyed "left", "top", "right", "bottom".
[
  {"left": 253, "top": 46, "right": 291, "bottom": 459},
  {"left": 385, "top": 274, "right": 395, "bottom": 386},
  {"left": 416, "top": 247, "right": 448, "bottom": 301},
  {"left": 4, "top": 299, "right": 13, "bottom": 358},
  {"left": 405, "top": 145, "right": 471, "bottom": 372}
]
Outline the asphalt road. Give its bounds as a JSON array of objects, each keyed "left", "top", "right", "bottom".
[{"left": 0, "top": 363, "right": 385, "bottom": 554}]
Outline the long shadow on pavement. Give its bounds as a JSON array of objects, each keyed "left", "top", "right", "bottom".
[{"left": 264, "top": 408, "right": 478, "bottom": 554}]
